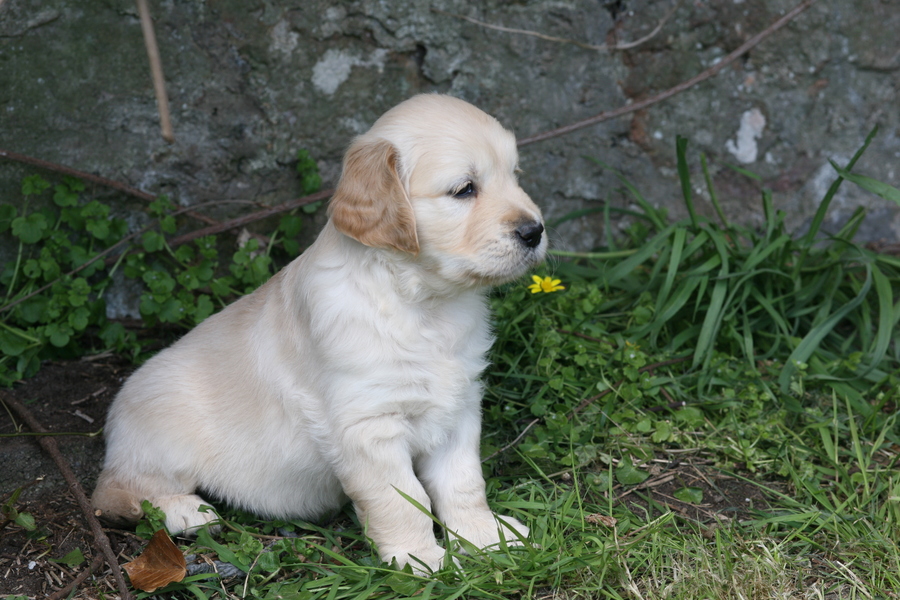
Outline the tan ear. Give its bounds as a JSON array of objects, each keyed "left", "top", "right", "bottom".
[{"left": 328, "top": 138, "right": 419, "bottom": 255}]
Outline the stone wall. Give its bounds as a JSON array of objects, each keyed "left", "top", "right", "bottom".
[{"left": 2, "top": 0, "right": 899, "bottom": 255}]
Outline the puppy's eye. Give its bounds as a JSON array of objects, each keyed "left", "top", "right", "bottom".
[{"left": 452, "top": 182, "right": 476, "bottom": 199}]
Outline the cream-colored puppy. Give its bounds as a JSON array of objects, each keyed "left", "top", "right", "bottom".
[{"left": 92, "top": 94, "right": 546, "bottom": 572}]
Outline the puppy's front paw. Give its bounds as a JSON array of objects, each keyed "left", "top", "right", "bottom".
[
  {"left": 494, "top": 514, "right": 530, "bottom": 546},
  {"left": 383, "top": 544, "right": 449, "bottom": 575},
  {"left": 448, "top": 512, "right": 529, "bottom": 552}
]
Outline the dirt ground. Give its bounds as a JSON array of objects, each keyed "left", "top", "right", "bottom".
[{"left": 0, "top": 357, "right": 773, "bottom": 599}]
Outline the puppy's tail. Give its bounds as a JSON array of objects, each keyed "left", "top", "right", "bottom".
[{"left": 91, "top": 469, "right": 145, "bottom": 526}]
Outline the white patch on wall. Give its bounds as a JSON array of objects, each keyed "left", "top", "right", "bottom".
[
  {"left": 312, "top": 48, "right": 389, "bottom": 96},
  {"left": 269, "top": 20, "right": 299, "bottom": 55},
  {"left": 725, "top": 108, "right": 766, "bottom": 164}
]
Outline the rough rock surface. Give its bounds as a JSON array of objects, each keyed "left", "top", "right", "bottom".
[{"left": 1, "top": 0, "right": 899, "bottom": 259}]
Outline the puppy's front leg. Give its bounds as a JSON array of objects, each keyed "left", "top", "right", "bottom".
[
  {"left": 334, "top": 417, "right": 446, "bottom": 572},
  {"left": 417, "top": 406, "right": 529, "bottom": 552}
]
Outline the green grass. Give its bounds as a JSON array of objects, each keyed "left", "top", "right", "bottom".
[{"left": 35, "top": 130, "right": 900, "bottom": 599}]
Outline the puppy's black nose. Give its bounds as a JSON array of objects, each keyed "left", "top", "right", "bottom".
[{"left": 516, "top": 221, "right": 544, "bottom": 249}]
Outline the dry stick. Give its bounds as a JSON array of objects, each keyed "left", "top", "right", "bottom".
[
  {"left": 48, "top": 552, "right": 105, "bottom": 600},
  {"left": 517, "top": 0, "right": 819, "bottom": 147},
  {"left": 165, "top": 187, "right": 334, "bottom": 249},
  {"left": 0, "top": 393, "right": 133, "bottom": 600},
  {"left": 136, "top": 0, "right": 174, "bottom": 143},
  {"left": 433, "top": 1, "right": 680, "bottom": 53},
  {"left": 0, "top": 149, "right": 154, "bottom": 202},
  {"left": 0, "top": 148, "right": 218, "bottom": 226}
]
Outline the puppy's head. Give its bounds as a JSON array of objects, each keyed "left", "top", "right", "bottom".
[{"left": 329, "top": 94, "right": 546, "bottom": 286}]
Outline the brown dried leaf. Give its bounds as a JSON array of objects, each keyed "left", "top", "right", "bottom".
[
  {"left": 123, "top": 529, "right": 187, "bottom": 592},
  {"left": 585, "top": 513, "right": 617, "bottom": 528}
]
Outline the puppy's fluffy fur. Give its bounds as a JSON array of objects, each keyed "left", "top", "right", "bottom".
[{"left": 92, "top": 94, "right": 546, "bottom": 571}]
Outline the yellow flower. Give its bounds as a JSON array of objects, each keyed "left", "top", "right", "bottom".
[{"left": 528, "top": 275, "right": 565, "bottom": 294}]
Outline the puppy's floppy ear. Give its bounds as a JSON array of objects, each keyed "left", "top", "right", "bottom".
[{"left": 328, "top": 138, "right": 419, "bottom": 255}]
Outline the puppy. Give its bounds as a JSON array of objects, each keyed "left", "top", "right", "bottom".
[{"left": 92, "top": 94, "right": 546, "bottom": 572}]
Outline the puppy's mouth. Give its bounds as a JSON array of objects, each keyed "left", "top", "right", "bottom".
[{"left": 464, "top": 226, "right": 548, "bottom": 286}]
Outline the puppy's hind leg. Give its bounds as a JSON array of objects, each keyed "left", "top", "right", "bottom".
[{"left": 91, "top": 469, "right": 219, "bottom": 535}]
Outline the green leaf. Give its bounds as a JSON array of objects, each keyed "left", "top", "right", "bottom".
[
  {"left": 13, "top": 511, "right": 37, "bottom": 531},
  {"left": 21, "top": 175, "right": 51, "bottom": 196},
  {"left": 296, "top": 149, "right": 322, "bottom": 195},
  {"left": 194, "top": 295, "right": 214, "bottom": 323},
  {"left": 149, "top": 195, "right": 175, "bottom": 217},
  {"left": 19, "top": 297, "right": 49, "bottom": 324},
  {"left": 0, "top": 329, "right": 32, "bottom": 356},
  {"left": 279, "top": 214, "right": 304, "bottom": 237},
  {"left": 86, "top": 219, "right": 110, "bottom": 240},
  {"left": 63, "top": 176, "right": 85, "bottom": 192},
  {"left": 11, "top": 213, "right": 49, "bottom": 243},
  {"left": 157, "top": 297, "right": 186, "bottom": 323},
  {"left": 830, "top": 161, "right": 900, "bottom": 205},
  {"left": 159, "top": 215, "right": 177, "bottom": 234},
  {"left": 173, "top": 245, "right": 195, "bottom": 263},
  {"left": 23, "top": 259, "right": 42, "bottom": 279},
  {"left": 196, "top": 528, "right": 250, "bottom": 572},
  {"left": 675, "top": 135, "right": 699, "bottom": 229},
  {"left": 68, "top": 306, "right": 91, "bottom": 331},
  {"left": 142, "top": 230, "right": 166, "bottom": 252},
  {"left": 143, "top": 269, "right": 176, "bottom": 295},
  {"left": 384, "top": 573, "right": 421, "bottom": 596},
  {"left": 53, "top": 184, "right": 79, "bottom": 207},
  {"left": 673, "top": 487, "right": 704, "bottom": 504},
  {"left": 0, "top": 204, "right": 18, "bottom": 232},
  {"left": 255, "top": 550, "right": 281, "bottom": 573},
  {"left": 52, "top": 548, "right": 85, "bottom": 567},
  {"left": 46, "top": 323, "right": 73, "bottom": 347},
  {"left": 615, "top": 455, "right": 650, "bottom": 485},
  {"left": 67, "top": 277, "right": 91, "bottom": 307},
  {"left": 651, "top": 420, "right": 672, "bottom": 443}
]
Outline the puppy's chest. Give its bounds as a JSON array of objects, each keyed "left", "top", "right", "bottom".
[{"left": 336, "top": 300, "right": 490, "bottom": 414}]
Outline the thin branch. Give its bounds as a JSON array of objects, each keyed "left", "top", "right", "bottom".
[
  {"left": 517, "top": 0, "right": 818, "bottom": 146},
  {"left": 48, "top": 553, "right": 105, "bottom": 600},
  {"left": 165, "top": 188, "right": 333, "bottom": 249},
  {"left": 0, "top": 148, "right": 219, "bottom": 226},
  {"left": 481, "top": 418, "right": 541, "bottom": 464},
  {"left": 136, "top": 0, "right": 174, "bottom": 143},
  {"left": 0, "top": 393, "right": 133, "bottom": 600},
  {"left": 0, "top": 148, "right": 154, "bottom": 202},
  {"left": 432, "top": 2, "right": 679, "bottom": 53}
]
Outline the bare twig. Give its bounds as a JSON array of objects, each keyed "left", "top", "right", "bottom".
[
  {"left": 517, "top": 0, "right": 818, "bottom": 146},
  {"left": 136, "top": 0, "right": 174, "bottom": 143},
  {"left": 48, "top": 552, "right": 105, "bottom": 600},
  {"left": 165, "top": 188, "right": 333, "bottom": 249},
  {"left": 481, "top": 418, "right": 541, "bottom": 463},
  {"left": 0, "top": 393, "right": 133, "bottom": 600},
  {"left": 0, "top": 148, "right": 221, "bottom": 227},
  {"left": 0, "top": 148, "right": 154, "bottom": 202},
  {"left": 432, "top": 2, "right": 679, "bottom": 53}
]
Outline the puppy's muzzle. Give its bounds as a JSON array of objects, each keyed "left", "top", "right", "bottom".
[{"left": 515, "top": 221, "right": 544, "bottom": 249}]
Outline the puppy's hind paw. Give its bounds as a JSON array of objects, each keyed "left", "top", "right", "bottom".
[{"left": 153, "top": 494, "right": 220, "bottom": 536}]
